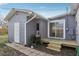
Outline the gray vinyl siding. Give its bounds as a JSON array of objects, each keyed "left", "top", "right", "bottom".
[
  {"left": 40, "top": 19, "right": 48, "bottom": 38},
  {"left": 7, "top": 11, "right": 48, "bottom": 45},
  {"left": 49, "top": 15, "right": 76, "bottom": 40},
  {"left": 8, "top": 22, "right": 14, "bottom": 42},
  {"left": 26, "top": 18, "right": 48, "bottom": 43},
  {"left": 26, "top": 19, "right": 37, "bottom": 43},
  {"left": 7, "top": 11, "right": 27, "bottom": 44},
  {"left": 65, "top": 15, "right": 76, "bottom": 40}
]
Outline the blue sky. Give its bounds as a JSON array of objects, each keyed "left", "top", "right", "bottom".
[{"left": 0, "top": 3, "right": 71, "bottom": 18}]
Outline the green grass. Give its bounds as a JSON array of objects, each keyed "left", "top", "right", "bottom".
[
  {"left": 0, "top": 35, "right": 8, "bottom": 43},
  {"left": 0, "top": 35, "right": 26, "bottom": 56},
  {"left": 0, "top": 35, "right": 8, "bottom": 47}
]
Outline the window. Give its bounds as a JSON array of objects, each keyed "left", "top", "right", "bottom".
[
  {"left": 48, "top": 19, "right": 65, "bottom": 39},
  {"left": 36, "top": 23, "right": 39, "bottom": 31}
]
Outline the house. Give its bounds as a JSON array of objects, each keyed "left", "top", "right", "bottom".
[
  {"left": 4, "top": 8, "right": 78, "bottom": 51},
  {"left": 0, "top": 20, "right": 2, "bottom": 30},
  {"left": 0, "top": 26, "right": 2, "bottom": 35},
  {"left": 0, "top": 26, "right": 2, "bottom": 29},
  {"left": 0, "top": 21, "right": 3, "bottom": 35},
  {"left": 45, "top": 12, "right": 77, "bottom": 51},
  {"left": 4, "top": 8, "right": 48, "bottom": 45},
  {"left": 4, "top": 8, "right": 77, "bottom": 44},
  {"left": 48, "top": 12, "right": 76, "bottom": 40}
]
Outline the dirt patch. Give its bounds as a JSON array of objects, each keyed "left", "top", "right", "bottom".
[
  {"left": 0, "top": 44, "right": 26, "bottom": 56},
  {"left": 34, "top": 44, "right": 76, "bottom": 56},
  {"left": 0, "top": 35, "right": 26, "bottom": 56}
]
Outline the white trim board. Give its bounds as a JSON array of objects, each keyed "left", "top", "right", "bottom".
[{"left": 24, "top": 23, "right": 26, "bottom": 45}]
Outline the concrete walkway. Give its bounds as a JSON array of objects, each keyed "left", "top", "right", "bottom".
[{"left": 5, "top": 43, "right": 52, "bottom": 56}]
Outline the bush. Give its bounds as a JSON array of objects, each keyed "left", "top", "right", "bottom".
[
  {"left": 0, "top": 26, "right": 8, "bottom": 35},
  {"left": 27, "top": 34, "right": 41, "bottom": 47},
  {"left": 27, "top": 34, "right": 36, "bottom": 47}
]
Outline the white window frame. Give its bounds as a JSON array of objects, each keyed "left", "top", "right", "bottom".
[{"left": 48, "top": 19, "right": 65, "bottom": 39}]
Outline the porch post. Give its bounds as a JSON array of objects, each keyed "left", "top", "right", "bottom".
[{"left": 24, "top": 22, "right": 26, "bottom": 45}]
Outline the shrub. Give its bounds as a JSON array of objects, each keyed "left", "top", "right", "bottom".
[
  {"left": 0, "top": 26, "right": 8, "bottom": 35},
  {"left": 27, "top": 34, "right": 36, "bottom": 47},
  {"left": 27, "top": 34, "right": 41, "bottom": 47}
]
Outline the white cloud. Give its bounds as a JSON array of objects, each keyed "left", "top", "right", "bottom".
[
  {"left": 0, "top": 3, "right": 8, "bottom": 6},
  {"left": 34, "top": 10, "right": 67, "bottom": 18}
]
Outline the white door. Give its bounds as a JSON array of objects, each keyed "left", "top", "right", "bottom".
[{"left": 14, "top": 23, "right": 20, "bottom": 43}]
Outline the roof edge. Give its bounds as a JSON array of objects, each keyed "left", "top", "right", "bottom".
[
  {"left": 4, "top": 8, "right": 48, "bottom": 22},
  {"left": 48, "top": 12, "right": 76, "bottom": 20},
  {"left": 4, "top": 8, "right": 16, "bottom": 21}
]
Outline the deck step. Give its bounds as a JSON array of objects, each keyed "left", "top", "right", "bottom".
[
  {"left": 46, "top": 47, "right": 61, "bottom": 52},
  {"left": 48, "top": 44, "right": 61, "bottom": 49},
  {"left": 49, "top": 41, "right": 62, "bottom": 45},
  {"left": 47, "top": 42, "right": 61, "bottom": 52},
  {"left": 46, "top": 42, "right": 62, "bottom": 52},
  {"left": 63, "top": 44, "right": 77, "bottom": 48},
  {"left": 42, "top": 39, "right": 77, "bottom": 50}
]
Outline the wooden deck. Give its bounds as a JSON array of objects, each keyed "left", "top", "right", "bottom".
[
  {"left": 41, "top": 39, "right": 77, "bottom": 52},
  {"left": 42, "top": 39, "right": 77, "bottom": 48}
]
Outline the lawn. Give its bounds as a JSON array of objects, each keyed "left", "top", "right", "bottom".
[
  {"left": 0, "top": 35, "right": 26, "bottom": 56},
  {"left": 0, "top": 35, "right": 8, "bottom": 43}
]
